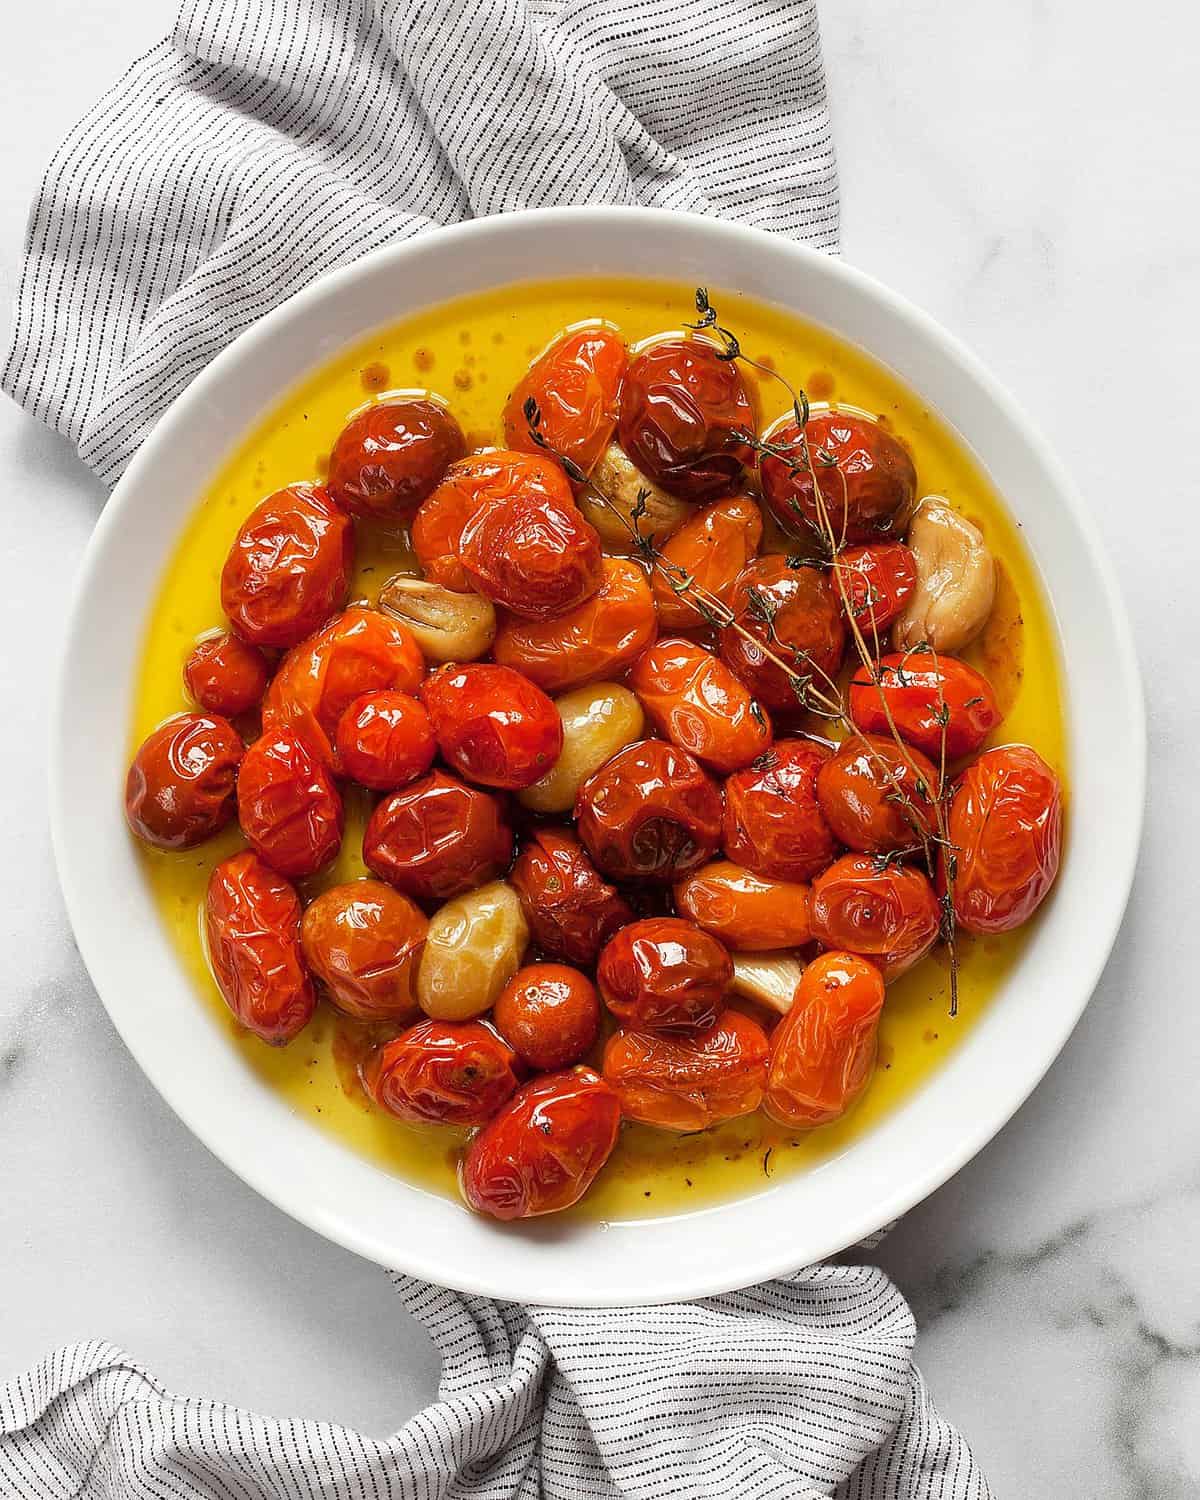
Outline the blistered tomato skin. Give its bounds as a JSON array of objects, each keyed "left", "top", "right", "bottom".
[
  {"left": 652, "top": 495, "right": 763, "bottom": 631},
  {"left": 184, "top": 632, "right": 272, "bottom": 717},
  {"left": 508, "top": 828, "right": 633, "bottom": 966},
  {"left": 836, "top": 543, "right": 918, "bottom": 638},
  {"left": 221, "top": 484, "right": 353, "bottom": 648},
  {"left": 460, "top": 1067, "right": 621, "bottom": 1220},
  {"left": 764, "top": 951, "right": 886, "bottom": 1127},
  {"left": 602, "top": 1010, "right": 769, "bottom": 1131},
  {"left": 722, "top": 739, "right": 838, "bottom": 883},
  {"left": 815, "top": 733, "right": 939, "bottom": 854},
  {"left": 459, "top": 490, "right": 604, "bottom": 621},
  {"left": 575, "top": 739, "right": 723, "bottom": 883},
  {"left": 334, "top": 690, "right": 436, "bottom": 790},
  {"left": 630, "top": 637, "right": 771, "bottom": 774},
  {"left": 809, "top": 854, "right": 941, "bottom": 979},
  {"left": 618, "top": 338, "right": 757, "bottom": 502},
  {"left": 237, "top": 731, "right": 344, "bottom": 879},
  {"left": 363, "top": 769, "right": 512, "bottom": 902},
  {"left": 719, "top": 556, "right": 845, "bottom": 712},
  {"left": 125, "top": 713, "right": 242, "bottom": 850},
  {"left": 300, "top": 879, "right": 427, "bottom": 1022},
  {"left": 759, "top": 413, "right": 916, "bottom": 543},
  {"left": 848, "top": 651, "right": 1000, "bottom": 760},
  {"left": 363, "top": 1019, "right": 521, "bottom": 1127},
  {"left": 205, "top": 850, "right": 315, "bottom": 1045},
  {"left": 493, "top": 963, "right": 601, "bottom": 1071},
  {"left": 674, "top": 860, "right": 812, "bottom": 951},
  {"left": 503, "top": 324, "right": 627, "bottom": 480},
  {"left": 327, "top": 397, "right": 466, "bottom": 521},
  {"left": 422, "top": 663, "right": 563, "bottom": 790},
  {"left": 944, "top": 745, "right": 1063, "bottom": 934},
  {"left": 597, "top": 917, "right": 733, "bottom": 1034}
]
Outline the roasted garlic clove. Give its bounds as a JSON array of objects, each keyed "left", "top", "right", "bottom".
[
  {"left": 893, "top": 496, "right": 997, "bottom": 654},
  {"left": 377, "top": 574, "right": 497, "bottom": 662},
  {"left": 730, "top": 952, "right": 804, "bottom": 1015},
  {"left": 417, "top": 880, "right": 529, "bottom": 1021},
  {"left": 517, "top": 683, "right": 645, "bottom": 815},
  {"left": 578, "top": 444, "right": 695, "bottom": 552}
]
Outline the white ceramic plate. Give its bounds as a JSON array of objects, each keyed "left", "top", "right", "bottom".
[{"left": 51, "top": 208, "right": 1144, "bottom": 1305}]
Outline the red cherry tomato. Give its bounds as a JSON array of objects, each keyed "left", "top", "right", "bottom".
[
  {"left": 618, "top": 338, "right": 757, "bottom": 501},
  {"left": 815, "top": 733, "right": 939, "bottom": 854},
  {"left": 652, "top": 495, "right": 763, "bottom": 631},
  {"left": 722, "top": 738, "right": 837, "bottom": 882},
  {"left": 943, "top": 745, "right": 1063, "bottom": 934},
  {"left": 508, "top": 828, "right": 633, "bottom": 966},
  {"left": 205, "top": 850, "right": 315, "bottom": 1044},
  {"left": 493, "top": 963, "right": 601, "bottom": 1071},
  {"left": 327, "top": 397, "right": 465, "bottom": 521},
  {"left": 459, "top": 489, "right": 603, "bottom": 622},
  {"left": 763, "top": 951, "right": 886, "bottom": 1126},
  {"left": 334, "top": 690, "right": 436, "bottom": 790},
  {"left": 300, "top": 879, "right": 427, "bottom": 1022},
  {"left": 809, "top": 854, "right": 941, "bottom": 979},
  {"left": 759, "top": 413, "right": 916, "bottom": 543},
  {"left": 362, "top": 769, "right": 512, "bottom": 901},
  {"left": 602, "top": 1009, "right": 769, "bottom": 1131},
  {"left": 221, "top": 484, "right": 353, "bottom": 648},
  {"left": 848, "top": 650, "right": 1000, "bottom": 760},
  {"left": 629, "top": 636, "right": 772, "bottom": 774},
  {"left": 719, "top": 556, "right": 846, "bottom": 711},
  {"left": 835, "top": 543, "right": 918, "bottom": 638},
  {"left": 460, "top": 1067, "right": 621, "bottom": 1220},
  {"left": 421, "top": 663, "right": 563, "bottom": 790},
  {"left": 237, "top": 731, "right": 344, "bottom": 878},
  {"left": 502, "top": 323, "right": 627, "bottom": 481},
  {"left": 125, "top": 712, "right": 242, "bottom": 850},
  {"left": 597, "top": 916, "right": 732, "bottom": 1033},
  {"left": 363, "top": 1018, "right": 521, "bottom": 1127},
  {"left": 183, "top": 632, "right": 271, "bottom": 717},
  {"left": 674, "top": 860, "right": 812, "bottom": 951}
]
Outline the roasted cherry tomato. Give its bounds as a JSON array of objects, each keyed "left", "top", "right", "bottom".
[
  {"left": 508, "top": 827, "right": 633, "bottom": 966},
  {"left": 421, "top": 663, "right": 563, "bottom": 790},
  {"left": 363, "top": 1018, "right": 521, "bottom": 1126},
  {"left": 629, "top": 636, "right": 771, "bottom": 774},
  {"left": 759, "top": 412, "right": 916, "bottom": 543},
  {"left": 809, "top": 854, "right": 940, "bottom": 979},
  {"left": 205, "top": 850, "right": 315, "bottom": 1044},
  {"left": 221, "top": 484, "right": 353, "bottom": 648},
  {"left": 334, "top": 690, "right": 436, "bottom": 790},
  {"left": 763, "top": 951, "right": 886, "bottom": 1126},
  {"left": 327, "top": 396, "right": 466, "bottom": 521},
  {"left": 300, "top": 878, "right": 427, "bottom": 1022},
  {"left": 848, "top": 650, "right": 999, "bottom": 760},
  {"left": 575, "top": 739, "right": 722, "bottom": 882},
  {"left": 835, "top": 542, "right": 917, "bottom": 638},
  {"left": 363, "top": 769, "right": 512, "bottom": 901},
  {"left": 125, "top": 712, "right": 242, "bottom": 850},
  {"left": 943, "top": 744, "right": 1063, "bottom": 934},
  {"left": 617, "top": 337, "right": 757, "bottom": 501},
  {"left": 237, "top": 730, "right": 344, "bottom": 878},
  {"left": 722, "top": 738, "right": 837, "bottom": 882},
  {"left": 493, "top": 557, "right": 657, "bottom": 693},
  {"left": 815, "top": 733, "right": 939, "bottom": 854},
  {"left": 597, "top": 916, "right": 732, "bottom": 1033},
  {"left": 461, "top": 1067, "right": 621, "bottom": 1220},
  {"left": 602, "top": 1009, "right": 769, "bottom": 1131},
  {"left": 718, "top": 556, "right": 845, "bottom": 712},
  {"left": 503, "top": 324, "right": 627, "bottom": 481},
  {"left": 493, "top": 963, "right": 601, "bottom": 1071},
  {"left": 674, "top": 860, "right": 812, "bottom": 951},
  {"left": 652, "top": 494, "right": 763, "bottom": 631},
  {"left": 261, "top": 606, "right": 426, "bottom": 768},
  {"left": 183, "top": 632, "right": 272, "bottom": 717},
  {"left": 459, "top": 488, "right": 603, "bottom": 622}
]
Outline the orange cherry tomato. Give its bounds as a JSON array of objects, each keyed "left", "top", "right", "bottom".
[
  {"left": 300, "top": 879, "right": 427, "bottom": 1022},
  {"left": 815, "top": 733, "right": 939, "bottom": 854},
  {"left": 848, "top": 650, "right": 1000, "bottom": 760},
  {"left": 629, "top": 636, "right": 771, "bottom": 774},
  {"left": 652, "top": 494, "right": 763, "bottom": 631},
  {"left": 363, "top": 1018, "right": 521, "bottom": 1127},
  {"left": 492, "top": 557, "right": 657, "bottom": 693},
  {"left": 718, "top": 556, "right": 845, "bottom": 712},
  {"left": 362, "top": 769, "right": 512, "bottom": 901},
  {"left": 493, "top": 963, "right": 601, "bottom": 1071},
  {"left": 125, "top": 712, "right": 242, "bottom": 851},
  {"left": 459, "top": 489, "right": 603, "bottom": 621},
  {"left": 764, "top": 951, "right": 886, "bottom": 1126},
  {"left": 835, "top": 543, "right": 917, "bottom": 638},
  {"left": 508, "top": 827, "right": 633, "bottom": 966},
  {"left": 460, "top": 1067, "right": 621, "bottom": 1220},
  {"left": 722, "top": 738, "right": 837, "bottom": 882},
  {"left": 618, "top": 338, "right": 757, "bottom": 501},
  {"left": 502, "top": 323, "right": 627, "bottom": 481},
  {"left": 674, "top": 860, "right": 811, "bottom": 951},
  {"left": 183, "top": 632, "right": 272, "bottom": 717},
  {"left": 237, "top": 730, "right": 344, "bottom": 879},
  {"left": 327, "top": 396, "right": 465, "bottom": 521},
  {"left": 421, "top": 662, "right": 563, "bottom": 790},
  {"left": 597, "top": 916, "right": 732, "bottom": 1033},
  {"left": 221, "top": 484, "right": 353, "bottom": 648},
  {"left": 575, "top": 739, "right": 723, "bottom": 882},
  {"left": 205, "top": 850, "right": 315, "bottom": 1045},
  {"left": 334, "top": 690, "right": 436, "bottom": 790},
  {"left": 759, "top": 412, "right": 916, "bottom": 543},
  {"left": 809, "top": 854, "right": 940, "bottom": 978},
  {"left": 943, "top": 744, "right": 1063, "bottom": 934},
  {"left": 602, "top": 1009, "right": 769, "bottom": 1131}
]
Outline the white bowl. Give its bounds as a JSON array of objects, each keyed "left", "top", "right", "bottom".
[{"left": 52, "top": 208, "right": 1144, "bottom": 1305}]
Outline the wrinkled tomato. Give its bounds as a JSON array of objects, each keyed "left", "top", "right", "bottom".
[
  {"left": 237, "top": 730, "right": 344, "bottom": 878},
  {"left": 363, "top": 1018, "right": 521, "bottom": 1127},
  {"left": 334, "top": 690, "right": 436, "bottom": 790},
  {"left": 848, "top": 650, "right": 999, "bottom": 760},
  {"left": 363, "top": 769, "right": 512, "bottom": 901},
  {"left": 493, "top": 963, "right": 601, "bottom": 1071},
  {"left": 125, "top": 712, "right": 242, "bottom": 850},
  {"left": 759, "top": 412, "right": 916, "bottom": 543},
  {"left": 809, "top": 854, "right": 940, "bottom": 979},
  {"left": 718, "top": 556, "right": 845, "bottom": 712},
  {"left": 674, "top": 859, "right": 812, "bottom": 951},
  {"left": 815, "top": 733, "right": 939, "bottom": 854},
  {"left": 459, "top": 489, "right": 603, "bottom": 622},
  {"left": 300, "top": 878, "right": 427, "bottom": 1022},
  {"left": 421, "top": 663, "right": 562, "bottom": 790},
  {"left": 327, "top": 396, "right": 465, "bottom": 521},
  {"left": 602, "top": 1009, "right": 769, "bottom": 1131},
  {"left": 508, "top": 827, "right": 633, "bottom": 966},
  {"left": 597, "top": 916, "right": 732, "bottom": 1033},
  {"left": 835, "top": 543, "right": 917, "bottom": 639},
  {"left": 503, "top": 323, "right": 627, "bottom": 481},
  {"left": 184, "top": 632, "right": 272, "bottom": 717},
  {"left": 722, "top": 738, "right": 837, "bottom": 882},
  {"left": 652, "top": 494, "right": 763, "bottom": 631},
  {"left": 629, "top": 636, "right": 772, "bottom": 774}
]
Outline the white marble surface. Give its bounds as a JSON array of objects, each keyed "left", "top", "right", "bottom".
[{"left": 1, "top": 1, "right": 1196, "bottom": 1491}]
